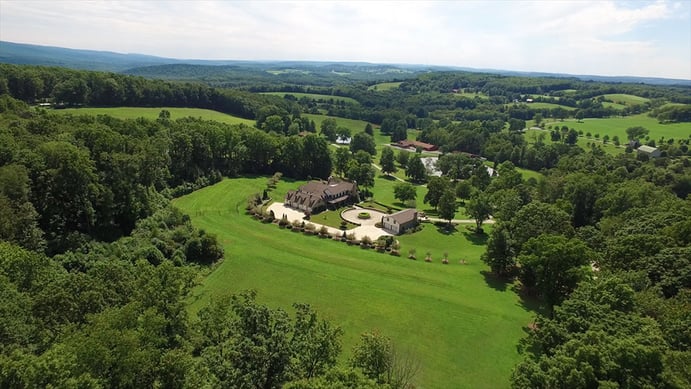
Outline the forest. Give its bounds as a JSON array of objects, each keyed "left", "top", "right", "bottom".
[{"left": 0, "top": 62, "right": 689, "bottom": 388}]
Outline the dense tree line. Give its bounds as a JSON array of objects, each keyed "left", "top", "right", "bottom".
[
  {"left": 1, "top": 62, "right": 690, "bottom": 387},
  {"left": 0, "top": 92, "right": 405, "bottom": 387},
  {"left": 0, "top": 95, "right": 332, "bottom": 254},
  {"left": 0, "top": 63, "right": 296, "bottom": 119},
  {"left": 0, "top": 233, "right": 402, "bottom": 388},
  {"left": 473, "top": 147, "right": 691, "bottom": 387}
]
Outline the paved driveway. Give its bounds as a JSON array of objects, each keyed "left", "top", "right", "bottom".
[
  {"left": 267, "top": 202, "right": 390, "bottom": 240},
  {"left": 341, "top": 208, "right": 388, "bottom": 225}
]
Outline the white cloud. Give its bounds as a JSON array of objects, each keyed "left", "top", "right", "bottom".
[{"left": 0, "top": 0, "right": 688, "bottom": 79}]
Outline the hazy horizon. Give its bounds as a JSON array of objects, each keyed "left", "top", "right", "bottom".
[{"left": 1, "top": 0, "right": 690, "bottom": 80}]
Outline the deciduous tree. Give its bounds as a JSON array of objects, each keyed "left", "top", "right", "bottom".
[
  {"left": 405, "top": 155, "right": 427, "bottom": 183},
  {"left": 466, "top": 192, "right": 492, "bottom": 232},
  {"left": 437, "top": 189, "right": 457, "bottom": 225},
  {"left": 424, "top": 177, "right": 450, "bottom": 210},
  {"left": 393, "top": 182, "right": 417, "bottom": 204},
  {"left": 379, "top": 147, "right": 397, "bottom": 175}
]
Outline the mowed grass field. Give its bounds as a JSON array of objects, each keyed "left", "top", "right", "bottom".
[
  {"left": 174, "top": 177, "right": 535, "bottom": 388},
  {"left": 53, "top": 107, "right": 257, "bottom": 126},
  {"left": 522, "top": 102, "right": 575, "bottom": 110},
  {"left": 261, "top": 92, "right": 359, "bottom": 105},
  {"left": 524, "top": 128, "right": 623, "bottom": 156},
  {"left": 545, "top": 114, "right": 691, "bottom": 141},
  {"left": 368, "top": 81, "right": 403, "bottom": 91},
  {"left": 601, "top": 93, "right": 650, "bottom": 105},
  {"left": 304, "top": 113, "right": 373, "bottom": 133}
]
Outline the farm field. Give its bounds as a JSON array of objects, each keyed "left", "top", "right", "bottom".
[
  {"left": 454, "top": 91, "right": 488, "bottom": 99},
  {"left": 174, "top": 176, "right": 535, "bottom": 388},
  {"left": 52, "top": 106, "right": 257, "bottom": 126},
  {"left": 602, "top": 101, "right": 627, "bottom": 110},
  {"left": 601, "top": 93, "right": 650, "bottom": 105},
  {"left": 544, "top": 114, "right": 691, "bottom": 141},
  {"left": 260, "top": 92, "right": 359, "bottom": 105},
  {"left": 368, "top": 81, "right": 403, "bottom": 91},
  {"left": 522, "top": 102, "right": 575, "bottom": 110},
  {"left": 303, "top": 113, "right": 373, "bottom": 134},
  {"left": 524, "top": 128, "right": 622, "bottom": 156}
]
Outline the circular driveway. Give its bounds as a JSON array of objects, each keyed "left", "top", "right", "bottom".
[{"left": 341, "top": 208, "right": 388, "bottom": 226}]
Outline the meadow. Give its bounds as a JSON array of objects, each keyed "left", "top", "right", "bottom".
[
  {"left": 544, "top": 114, "right": 691, "bottom": 142},
  {"left": 174, "top": 176, "right": 536, "bottom": 388},
  {"left": 303, "top": 113, "right": 373, "bottom": 134},
  {"left": 367, "top": 81, "right": 403, "bottom": 91},
  {"left": 261, "top": 92, "right": 359, "bottom": 105},
  {"left": 454, "top": 91, "right": 489, "bottom": 99},
  {"left": 601, "top": 93, "right": 650, "bottom": 105},
  {"left": 523, "top": 102, "right": 575, "bottom": 110},
  {"left": 524, "top": 128, "right": 623, "bottom": 156},
  {"left": 52, "top": 106, "right": 257, "bottom": 126}
]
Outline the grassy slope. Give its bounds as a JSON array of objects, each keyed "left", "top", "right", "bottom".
[
  {"left": 174, "top": 177, "right": 535, "bottom": 388},
  {"left": 601, "top": 93, "right": 650, "bottom": 105},
  {"left": 523, "top": 102, "right": 576, "bottom": 110},
  {"left": 544, "top": 114, "right": 691, "bottom": 141},
  {"left": 304, "top": 113, "right": 373, "bottom": 133},
  {"left": 454, "top": 92, "right": 488, "bottom": 99},
  {"left": 260, "top": 92, "right": 359, "bottom": 105},
  {"left": 524, "top": 128, "right": 622, "bottom": 156},
  {"left": 368, "top": 81, "right": 403, "bottom": 91},
  {"left": 53, "top": 107, "right": 256, "bottom": 126}
]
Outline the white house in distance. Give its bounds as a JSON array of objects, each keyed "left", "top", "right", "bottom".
[
  {"left": 381, "top": 209, "right": 418, "bottom": 235},
  {"left": 336, "top": 136, "right": 351, "bottom": 145},
  {"left": 637, "top": 145, "right": 661, "bottom": 158}
]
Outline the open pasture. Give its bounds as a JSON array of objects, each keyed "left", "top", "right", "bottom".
[
  {"left": 52, "top": 107, "right": 256, "bottom": 126},
  {"left": 545, "top": 114, "right": 691, "bottom": 141},
  {"left": 454, "top": 91, "right": 489, "bottom": 99},
  {"left": 524, "top": 128, "right": 623, "bottom": 156},
  {"left": 303, "top": 113, "right": 373, "bottom": 134},
  {"left": 523, "top": 102, "right": 575, "bottom": 110},
  {"left": 260, "top": 92, "right": 359, "bottom": 105},
  {"left": 368, "top": 81, "right": 403, "bottom": 91},
  {"left": 601, "top": 93, "right": 650, "bottom": 106},
  {"left": 174, "top": 176, "right": 535, "bottom": 388}
]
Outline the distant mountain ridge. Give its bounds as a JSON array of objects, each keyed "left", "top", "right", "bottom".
[{"left": 1, "top": 40, "right": 689, "bottom": 86}]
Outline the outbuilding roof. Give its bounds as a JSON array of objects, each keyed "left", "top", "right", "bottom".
[{"left": 385, "top": 209, "right": 417, "bottom": 224}]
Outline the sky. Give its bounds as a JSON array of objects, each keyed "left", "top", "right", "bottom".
[{"left": 1, "top": 0, "right": 690, "bottom": 79}]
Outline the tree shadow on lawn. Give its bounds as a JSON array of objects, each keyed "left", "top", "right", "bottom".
[
  {"left": 480, "top": 270, "right": 509, "bottom": 292},
  {"left": 462, "top": 229, "right": 488, "bottom": 245},
  {"left": 378, "top": 174, "right": 398, "bottom": 181},
  {"left": 434, "top": 222, "right": 457, "bottom": 235},
  {"left": 480, "top": 271, "right": 546, "bottom": 327}
]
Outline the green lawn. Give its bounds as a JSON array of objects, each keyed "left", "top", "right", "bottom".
[
  {"left": 600, "top": 93, "right": 650, "bottom": 105},
  {"left": 523, "top": 102, "right": 576, "bottom": 110},
  {"left": 524, "top": 128, "right": 623, "bottom": 156},
  {"left": 515, "top": 166, "right": 544, "bottom": 181},
  {"left": 52, "top": 107, "right": 256, "bottom": 126},
  {"left": 261, "top": 92, "right": 359, "bottom": 105},
  {"left": 368, "top": 82, "right": 403, "bottom": 91},
  {"left": 173, "top": 177, "right": 535, "bottom": 388},
  {"left": 304, "top": 113, "right": 373, "bottom": 134},
  {"left": 484, "top": 161, "right": 543, "bottom": 182},
  {"left": 370, "top": 174, "right": 425, "bottom": 208},
  {"left": 454, "top": 91, "right": 488, "bottom": 99},
  {"left": 602, "top": 102, "right": 627, "bottom": 110},
  {"left": 544, "top": 114, "right": 691, "bottom": 142},
  {"left": 313, "top": 207, "right": 358, "bottom": 230}
]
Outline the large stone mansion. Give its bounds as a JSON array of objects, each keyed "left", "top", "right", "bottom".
[{"left": 285, "top": 178, "right": 359, "bottom": 214}]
